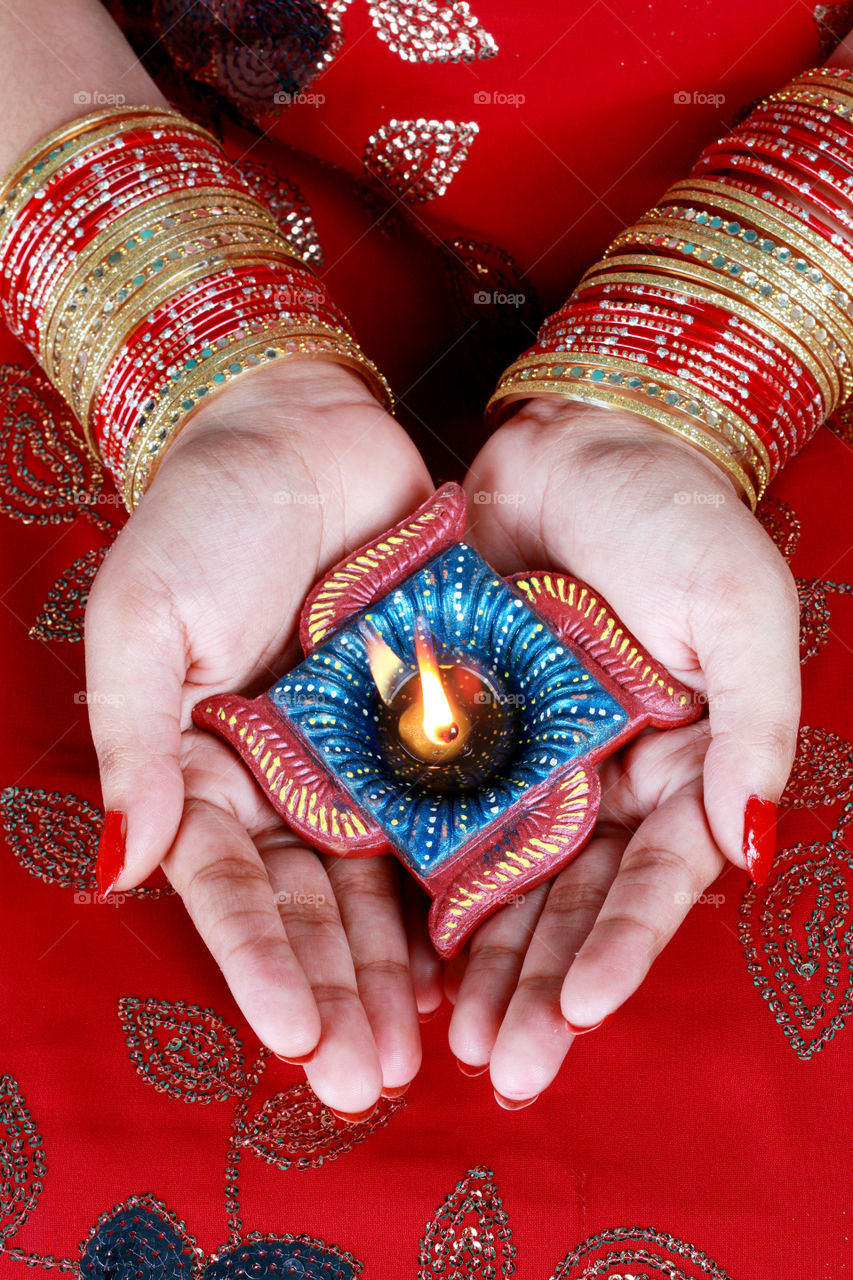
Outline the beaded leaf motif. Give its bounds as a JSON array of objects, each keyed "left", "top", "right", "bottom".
[
  {"left": 740, "top": 801, "right": 853, "bottom": 1060},
  {"left": 0, "top": 365, "right": 117, "bottom": 530},
  {"left": 0, "top": 1075, "right": 46, "bottom": 1249},
  {"left": 30, "top": 546, "right": 108, "bottom": 644},
  {"left": 0, "top": 788, "right": 170, "bottom": 897},
  {"left": 368, "top": 1, "right": 497, "bottom": 63},
  {"left": 234, "top": 158, "right": 323, "bottom": 266},
  {"left": 363, "top": 119, "right": 479, "bottom": 202},
  {"left": 782, "top": 726, "right": 853, "bottom": 809},
  {"left": 118, "top": 997, "right": 246, "bottom": 1103},
  {"left": 241, "top": 1081, "right": 406, "bottom": 1170}
]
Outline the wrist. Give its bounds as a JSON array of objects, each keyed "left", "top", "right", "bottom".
[
  {"left": 504, "top": 394, "right": 743, "bottom": 501},
  {"left": 147, "top": 355, "right": 387, "bottom": 468}
]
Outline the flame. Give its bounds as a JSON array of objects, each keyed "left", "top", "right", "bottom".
[
  {"left": 414, "top": 622, "right": 457, "bottom": 745},
  {"left": 361, "top": 622, "right": 408, "bottom": 705}
]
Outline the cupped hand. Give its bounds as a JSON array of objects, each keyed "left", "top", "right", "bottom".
[
  {"left": 449, "top": 396, "right": 800, "bottom": 1103},
  {"left": 84, "top": 358, "right": 441, "bottom": 1112}
]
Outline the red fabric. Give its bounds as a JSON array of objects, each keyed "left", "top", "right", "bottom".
[{"left": 2, "top": 3, "right": 852, "bottom": 1277}]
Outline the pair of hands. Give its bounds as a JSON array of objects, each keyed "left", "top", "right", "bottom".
[{"left": 84, "top": 358, "right": 800, "bottom": 1112}]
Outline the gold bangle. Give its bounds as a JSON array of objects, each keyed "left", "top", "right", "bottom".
[
  {"left": 488, "top": 351, "right": 769, "bottom": 489},
  {"left": 584, "top": 254, "right": 847, "bottom": 403},
  {"left": 74, "top": 243, "right": 305, "bottom": 421},
  {"left": 0, "top": 109, "right": 220, "bottom": 242},
  {"left": 42, "top": 197, "right": 288, "bottom": 382},
  {"left": 52, "top": 219, "right": 296, "bottom": 405},
  {"left": 653, "top": 181, "right": 853, "bottom": 300},
  {"left": 486, "top": 376, "right": 757, "bottom": 507},
  {"left": 607, "top": 219, "right": 853, "bottom": 362},
  {"left": 569, "top": 267, "right": 836, "bottom": 411},
  {"left": 122, "top": 324, "right": 393, "bottom": 509}
]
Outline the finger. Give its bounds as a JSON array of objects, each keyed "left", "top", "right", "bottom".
[
  {"left": 447, "top": 882, "right": 549, "bottom": 1071},
  {"left": 162, "top": 801, "right": 321, "bottom": 1058},
  {"left": 400, "top": 875, "right": 444, "bottom": 1020},
  {"left": 489, "top": 833, "right": 626, "bottom": 1103},
  {"left": 696, "top": 539, "right": 800, "bottom": 881},
  {"left": 263, "top": 843, "right": 383, "bottom": 1114},
  {"left": 560, "top": 782, "right": 725, "bottom": 1029},
  {"left": 596, "top": 718, "right": 710, "bottom": 828},
  {"left": 442, "top": 943, "right": 470, "bottom": 1007},
  {"left": 85, "top": 538, "right": 186, "bottom": 891},
  {"left": 322, "top": 853, "right": 421, "bottom": 1095}
]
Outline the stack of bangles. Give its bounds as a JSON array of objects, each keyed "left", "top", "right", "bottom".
[
  {"left": 0, "top": 104, "right": 390, "bottom": 510},
  {"left": 486, "top": 66, "right": 853, "bottom": 509}
]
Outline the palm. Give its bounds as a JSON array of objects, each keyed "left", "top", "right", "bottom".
[
  {"left": 85, "top": 360, "right": 437, "bottom": 1111},
  {"left": 446, "top": 398, "right": 798, "bottom": 1104}
]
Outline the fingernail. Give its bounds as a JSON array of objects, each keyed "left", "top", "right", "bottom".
[
  {"left": 96, "top": 810, "right": 126, "bottom": 898},
  {"left": 418, "top": 1006, "right": 441, "bottom": 1023},
  {"left": 743, "top": 795, "right": 777, "bottom": 886},
  {"left": 330, "top": 1105, "right": 378, "bottom": 1123},
  {"left": 380, "top": 1082, "right": 411, "bottom": 1099},
  {"left": 564, "top": 1016, "right": 607, "bottom": 1035},
  {"left": 274, "top": 1049, "right": 317, "bottom": 1065},
  {"left": 494, "top": 1089, "right": 538, "bottom": 1111},
  {"left": 455, "top": 1058, "right": 488, "bottom": 1077}
]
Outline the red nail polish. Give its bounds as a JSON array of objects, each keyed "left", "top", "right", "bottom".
[
  {"left": 494, "top": 1089, "right": 538, "bottom": 1111},
  {"left": 455, "top": 1058, "right": 488, "bottom": 1077},
  {"left": 564, "top": 1016, "right": 607, "bottom": 1035},
  {"left": 380, "top": 1082, "right": 411, "bottom": 1099},
  {"left": 743, "top": 795, "right": 777, "bottom": 886},
  {"left": 96, "top": 810, "right": 126, "bottom": 898},
  {"left": 274, "top": 1049, "right": 317, "bottom": 1065},
  {"left": 418, "top": 1007, "right": 440, "bottom": 1023},
  {"left": 330, "top": 1105, "right": 378, "bottom": 1123}
]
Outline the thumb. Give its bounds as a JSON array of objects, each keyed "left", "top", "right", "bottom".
[
  {"left": 84, "top": 552, "right": 186, "bottom": 895},
  {"left": 698, "top": 554, "right": 801, "bottom": 885}
]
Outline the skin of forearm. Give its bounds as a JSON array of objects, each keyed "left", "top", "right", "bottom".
[{"left": 0, "top": 0, "right": 166, "bottom": 174}]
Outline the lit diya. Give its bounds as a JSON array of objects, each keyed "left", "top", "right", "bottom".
[{"left": 193, "top": 483, "right": 699, "bottom": 956}]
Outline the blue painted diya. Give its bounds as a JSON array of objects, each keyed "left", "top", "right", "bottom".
[{"left": 193, "top": 484, "right": 699, "bottom": 956}]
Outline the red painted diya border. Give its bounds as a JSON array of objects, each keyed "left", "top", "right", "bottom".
[{"left": 192, "top": 484, "right": 700, "bottom": 957}]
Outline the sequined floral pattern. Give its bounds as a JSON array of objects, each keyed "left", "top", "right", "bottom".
[
  {"left": 782, "top": 726, "right": 853, "bottom": 809},
  {"left": 151, "top": 0, "right": 344, "bottom": 120},
  {"left": 114, "top": 995, "right": 407, "bottom": 1246},
  {"left": 240, "top": 1081, "right": 406, "bottom": 1169},
  {"left": 0, "top": 788, "right": 170, "bottom": 897},
  {"left": 234, "top": 158, "right": 324, "bottom": 265},
  {"left": 0, "top": 365, "right": 116, "bottom": 531},
  {"left": 363, "top": 119, "right": 479, "bottom": 202},
  {"left": 79, "top": 1196, "right": 361, "bottom": 1280},
  {"left": 368, "top": 1, "right": 497, "bottom": 63},
  {"left": 29, "top": 546, "right": 108, "bottom": 644},
  {"left": 740, "top": 801, "right": 853, "bottom": 1060},
  {"left": 0, "top": 1076, "right": 45, "bottom": 1251}
]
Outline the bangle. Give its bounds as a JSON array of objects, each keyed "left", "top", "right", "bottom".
[
  {"left": 488, "top": 68, "right": 853, "bottom": 491},
  {"left": 487, "top": 362, "right": 758, "bottom": 506},
  {"left": 0, "top": 105, "right": 391, "bottom": 506}
]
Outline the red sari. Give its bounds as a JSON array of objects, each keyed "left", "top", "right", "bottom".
[{"left": 1, "top": 2, "right": 852, "bottom": 1276}]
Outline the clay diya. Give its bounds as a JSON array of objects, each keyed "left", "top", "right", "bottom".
[{"left": 193, "top": 483, "right": 699, "bottom": 956}]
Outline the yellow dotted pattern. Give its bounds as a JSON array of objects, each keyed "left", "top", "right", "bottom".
[
  {"left": 514, "top": 574, "right": 688, "bottom": 707},
  {"left": 304, "top": 509, "right": 439, "bottom": 649},
  {"left": 210, "top": 706, "right": 368, "bottom": 842},
  {"left": 436, "top": 767, "right": 592, "bottom": 944}
]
